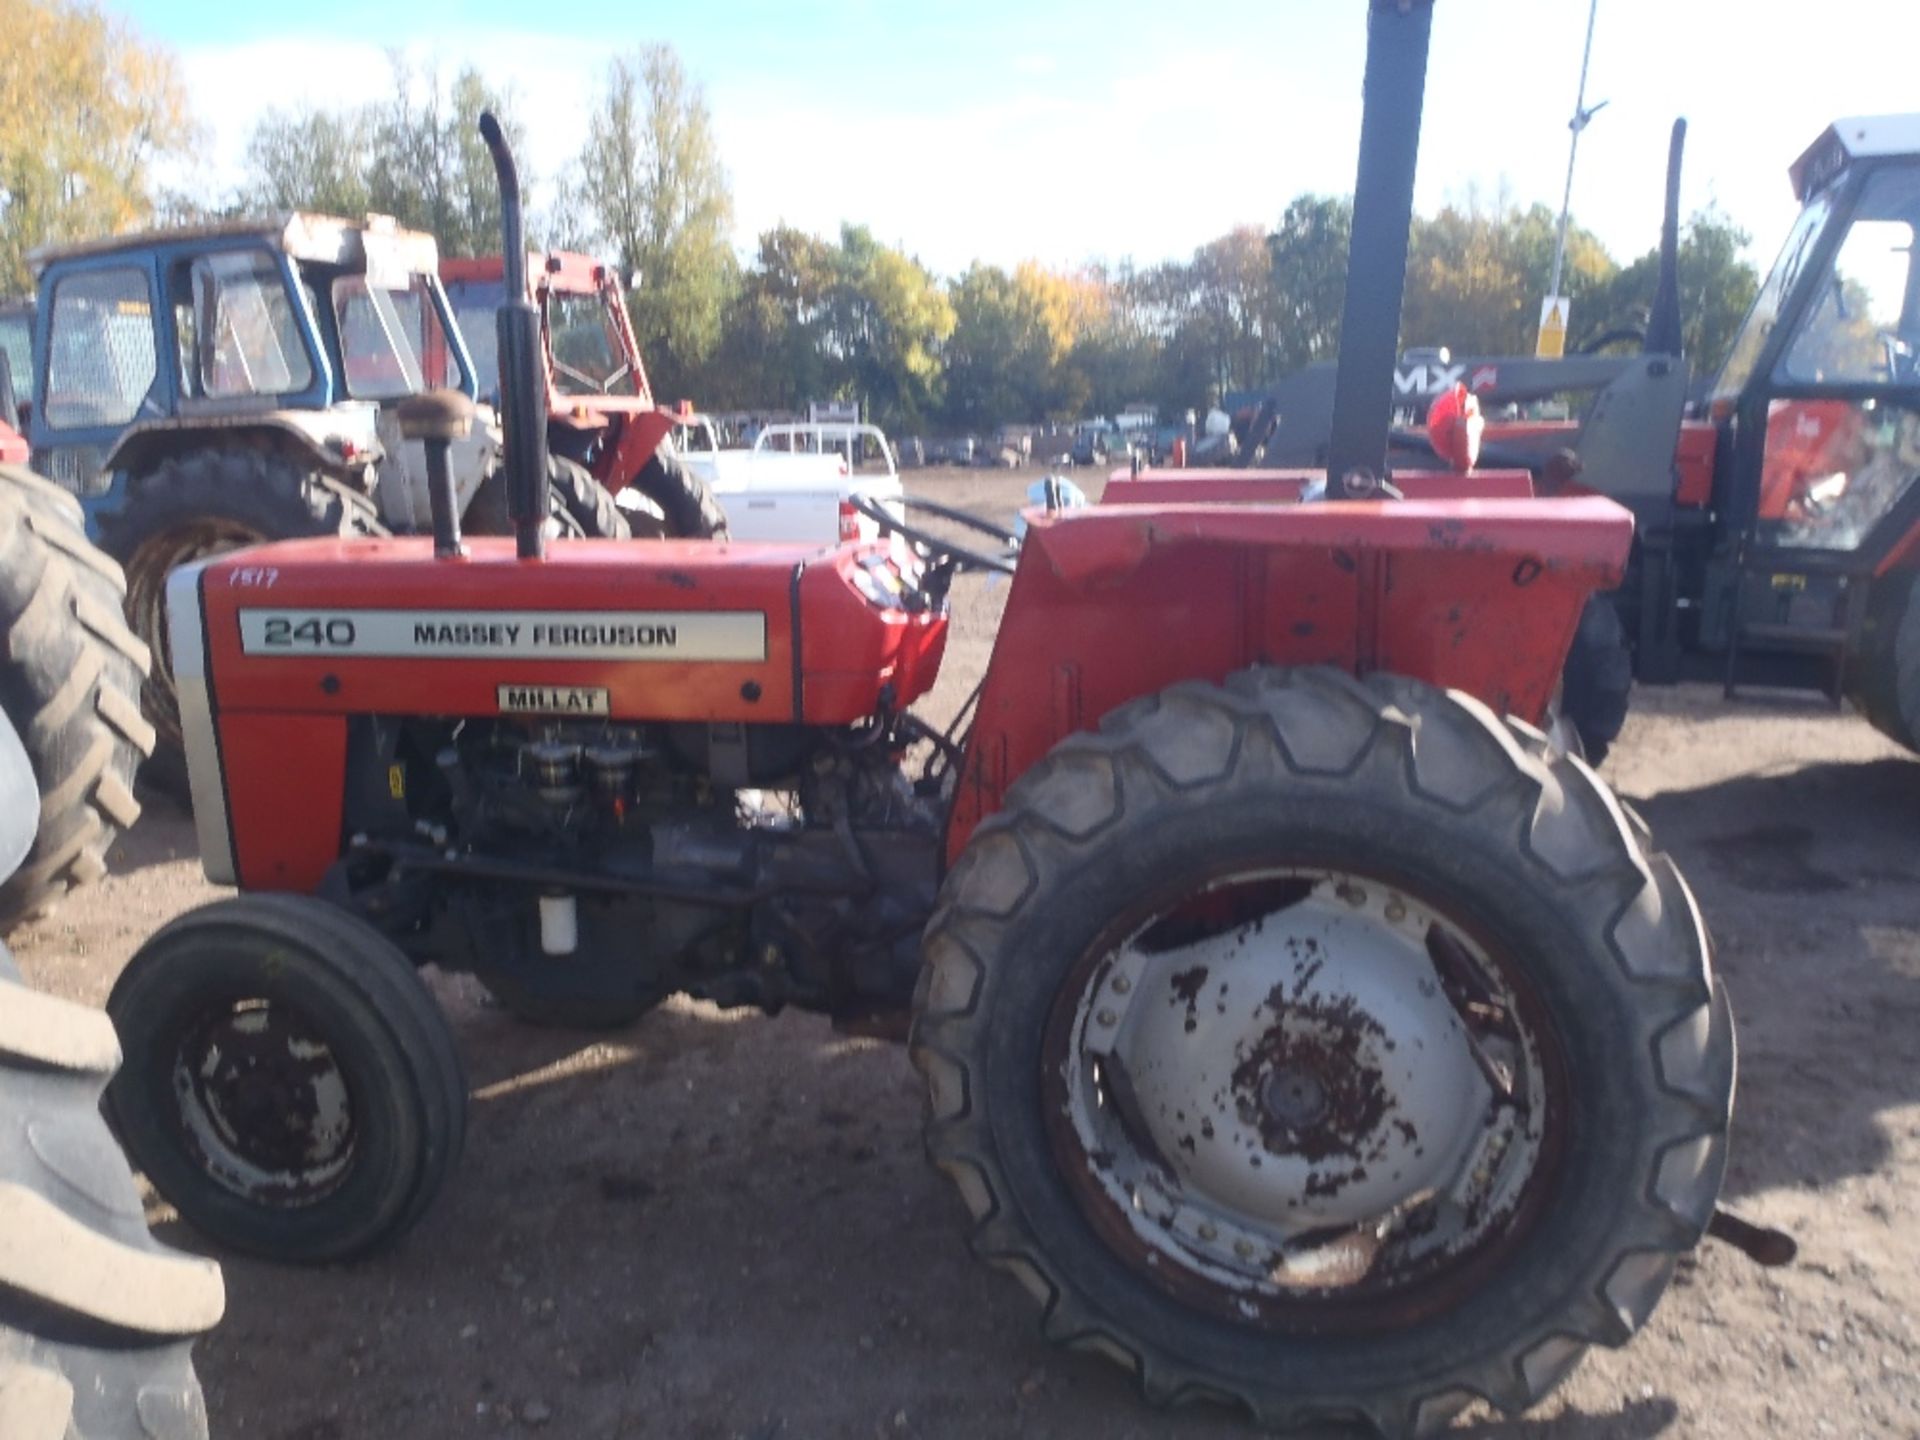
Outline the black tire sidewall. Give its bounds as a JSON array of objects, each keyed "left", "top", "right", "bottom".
[{"left": 109, "top": 928, "right": 430, "bottom": 1262}]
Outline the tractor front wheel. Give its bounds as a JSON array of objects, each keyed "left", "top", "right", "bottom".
[
  {"left": 106, "top": 894, "right": 467, "bottom": 1264},
  {"left": 911, "top": 667, "right": 1732, "bottom": 1435},
  {"left": 101, "top": 448, "right": 385, "bottom": 796}
]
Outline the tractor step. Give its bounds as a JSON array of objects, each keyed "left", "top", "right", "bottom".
[{"left": 1721, "top": 548, "right": 1871, "bottom": 707}]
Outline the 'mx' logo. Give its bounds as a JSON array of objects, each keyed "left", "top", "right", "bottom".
[{"left": 1392, "top": 363, "right": 1500, "bottom": 399}]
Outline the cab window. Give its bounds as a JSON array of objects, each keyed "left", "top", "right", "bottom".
[
  {"left": 44, "top": 267, "right": 158, "bottom": 429},
  {"left": 1777, "top": 167, "right": 1920, "bottom": 387}
]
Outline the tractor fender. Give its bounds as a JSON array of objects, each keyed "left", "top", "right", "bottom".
[{"left": 106, "top": 410, "right": 384, "bottom": 486}]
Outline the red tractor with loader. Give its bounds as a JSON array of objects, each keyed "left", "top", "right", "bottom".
[
  {"left": 104, "top": 8, "right": 1780, "bottom": 1434},
  {"left": 441, "top": 250, "right": 727, "bottom": 541},
  {"left": 1228, "top": 114, "right": 1920, "bottom": 763}
]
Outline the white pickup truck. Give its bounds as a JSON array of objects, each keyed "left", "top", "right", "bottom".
[{"left": 673, "top": 418, "right": 906, "bottom": 545}]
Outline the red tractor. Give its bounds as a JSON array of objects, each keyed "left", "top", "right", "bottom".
[
  {"left": 104, "top": 9, "right": 1774, "bottom": 1433},
  {"left": 1230, "top": 115, "right": 1920, "bottom": 763},
  {"left": 441, "top": 250, "right": 727, "bottom": 540}
]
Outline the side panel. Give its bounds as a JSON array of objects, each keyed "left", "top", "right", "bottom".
[
  {"left": 221, "top": 713, "right": 348, "bottom": 893},
  {"left": 948, "top": 497, "right": 1631, "bottom": 862}
]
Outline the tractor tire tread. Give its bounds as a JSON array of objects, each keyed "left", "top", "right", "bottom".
[
  {"left": 0, "top": 467, "right": 152, "bottom": 935},
  {"left": 107, "top": 894, "right": 466, "bottom": 1261},
  {"left": 0, "top": 950, "right": 221, "bottom": 1440},
  {"left": 910, "top": 666, "right": 1731, "bottom": 1436}
]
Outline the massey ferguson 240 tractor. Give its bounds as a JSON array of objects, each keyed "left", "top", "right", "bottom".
[{"left": 104, "top": 9, "right": 1774, "bottom": 1434}]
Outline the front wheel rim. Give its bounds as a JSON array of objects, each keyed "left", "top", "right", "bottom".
[
  {"left": 169, "top": 998, "right": 358, "bottom": 1208},
  {"left": 1042, "top": 866, "right": 1564, "bottom": 1332}
]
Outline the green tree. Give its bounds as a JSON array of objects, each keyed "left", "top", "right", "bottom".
[
  {"left": 575, "top": 45, "right": 736, "bottom": 399},
  {"left": 1597, "top": 209, "right": 1760, "bottom": 374},
  {"left": 1402, "top": 196, "right": 1614, "bottom": 356},
  {"left": 243, "top": 107, "right": 373, "bottom": 217},
  {"left": 0, "top": 0, "right": 194, "bottom": 292},
  {"left": 240, "top": 61, "right": 523, "bottom": 258},
  {"left": 701, "top": 225, "right": 837, "bottom": 408},
  {"left": 827, "top": 225, "right": 953, "bottom": 430},
  {"left": 1267, "top": 194, "right": 1352, "bottom": 368}
]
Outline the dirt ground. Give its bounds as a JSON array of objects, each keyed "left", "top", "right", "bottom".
[{"left": 12, "top": 467, "right": 1920, "bottom": 1439}]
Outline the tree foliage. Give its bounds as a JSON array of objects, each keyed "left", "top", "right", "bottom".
[
  {"left": 240, "top": 59, "right": 524, "bottom": 259},
  {"left": 573, "top": 45, "right": 735, "bottom": 400},
  {"left": 0, "top": 0, "right": 193, "bottom": 293}
]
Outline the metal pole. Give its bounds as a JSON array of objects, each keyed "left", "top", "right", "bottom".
[
  {"left": 1547, "top": 0, "right": 1601, "bottom": 304},
  {"left": 1325, "top": 0, "right": 1435, "bottom": 494}
]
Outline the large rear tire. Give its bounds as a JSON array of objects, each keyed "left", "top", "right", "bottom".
[
  {"left": 100, "top": 447, "right": 384, "bottom": 797},
  {"left": 464, "top": 454, "right": 629, "bottom": 540},
  {"left": 0, "top": 465, "right": 153, "bottom": 933},
  {"left": 106, "top": 894, "right": 468, "bottom": 1264},
  {"left": 1853, "top": 568, "right": 1920, "bottom": 754},
  {"left": 0, "top": 951, "right": 225, "bottom": 1439},
  {"left": 911, "top": 667, "right": 1732, "bottom": 1435},
  {"left": 630, "top": 442, "right": 729, "bottom": 540}
]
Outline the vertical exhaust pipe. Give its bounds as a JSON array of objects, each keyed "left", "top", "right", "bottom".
[
  {"left": 478, "top": 111, "right": 548, "bottom": 561},
  {"left": 1645, "top": 118, "right": 1687, "bottom": 357},
  {"left": 1324, "top": 0, "right": 1435, "bottom": 498}
]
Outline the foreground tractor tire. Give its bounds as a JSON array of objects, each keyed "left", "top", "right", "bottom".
[
  {"left": 1558, "top": 594, "right": 1633, "bottom": 765},
  {"left": 1853, "top": 569, "right": 1920, "bottom": 755},
  {"left": 911, "top": 667, "right": 1733, "bottom": 1436},
  {"left": 0, "top": 953, "right": 225, "bottom": 1439},
  {"left": 106, "top": 894, "right": 468, "bottom": 1264},
  {"left": 0, "top": 466, "right": 153, "bottom": 934},
  {"left": 101, "top": 447, "right": 385, "bottom": 797},
  {"left": 465, "top": 454, "right": 630, "bottom": 540},
  {"left": 630, "top": 441, "right": 730, "bottom": 540}
]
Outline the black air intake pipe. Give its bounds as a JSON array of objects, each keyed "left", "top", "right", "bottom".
[
  {"left": 1645, "top": 118, "right": 1687, "bottom": 358},
  {"left": 479, "top": 111, "right": 548, "bottom": 561}
]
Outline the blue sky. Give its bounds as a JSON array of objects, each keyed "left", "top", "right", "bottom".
[{"left": 133, "top": 0, "right": 1920, "bottom": 292}]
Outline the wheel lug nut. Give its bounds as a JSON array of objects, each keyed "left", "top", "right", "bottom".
[
  {"left": 1384, "top": 899, "right": 1407, "bottom": 923},
  {"left": 1111, "top": 975, "right": 1132, "bottom": 995},
  {"left": 1339, "top": 884, "right": 1366, "bottom": 907},
  {"left": 1197, "top": 1222, "right": 1218, "bottom": 1241},
  {"left": 1233, "top": 1238, "right": 1256, "bottom": 1259},
  {"left": 1096, "top": 1009, "right": 1118, "bottom": 1027}
]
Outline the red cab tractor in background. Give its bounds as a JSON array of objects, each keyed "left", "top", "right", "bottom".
[
  {"left": 1232, "top": 115, "right": 1920, "bottom": 762},
  {"left": 441, "top": 250, "right": 727, "bottom": 540},
  {"left": 105, "top": 8, "right": 1777, "bottom": 1435}
]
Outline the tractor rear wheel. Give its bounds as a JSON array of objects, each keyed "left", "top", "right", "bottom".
[
  {"left": 1852, "top": 568, "right": 1920, "bottom": 754},
  {"left": 106, "top": 894, "right": 467, "bottom": 1264},
  {"left": 911, "top": 667, "right": 1732, "bottom": 1435},
  {"left": 0, "top": 466, "right": 153, "bottom": 934},
  {"left": 101, "top": 447, "right": 385, "bottom": 797},
  {"left": 1558, "top": 593, "right": 1633, "bottom": 765},
  {"left": 629, "top": 441, "right": 729, "bottom": 539},
  {"left": 0, "top": 951, "right": 224, "bottom": 1440},
  {"left": 465, "top": 454, "right": 630, "bottom": 540}
]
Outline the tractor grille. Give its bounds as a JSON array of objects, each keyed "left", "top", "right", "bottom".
[{"left": 39, "top": 445, "right": 112, "bottom": 497}]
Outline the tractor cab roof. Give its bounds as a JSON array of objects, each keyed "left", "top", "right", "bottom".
[
  {"left": 1791, "top": 115, "right": 1920, "bottom": 201},
  {"left": 28, "top": 212, "right": 441, "bottom": 279},
  {"left": 441, "top": 251, "right": 619, "bottom": 297}
]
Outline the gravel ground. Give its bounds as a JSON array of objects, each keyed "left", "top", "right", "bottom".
[{"left": 12, "top": 467, "right": 1919, "bottom": 1439}]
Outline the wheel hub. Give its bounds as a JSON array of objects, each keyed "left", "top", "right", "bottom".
[
  {"left": 1056, "top": 870, "right": 1548, "bottom": 1309},
  {"left": 174, "top": 1001, "right": 355, "bottom": 1206}
]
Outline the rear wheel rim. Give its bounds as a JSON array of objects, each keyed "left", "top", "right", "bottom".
[
  {"left": 1041, "top": 866, "right": 1565, "bottom": 1333},
  {"left": 124, "top": 520, "right": 267, "bottom": 750},
  {"left": 169, "top": 997, "right": 357, "bottom": 1208}
]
